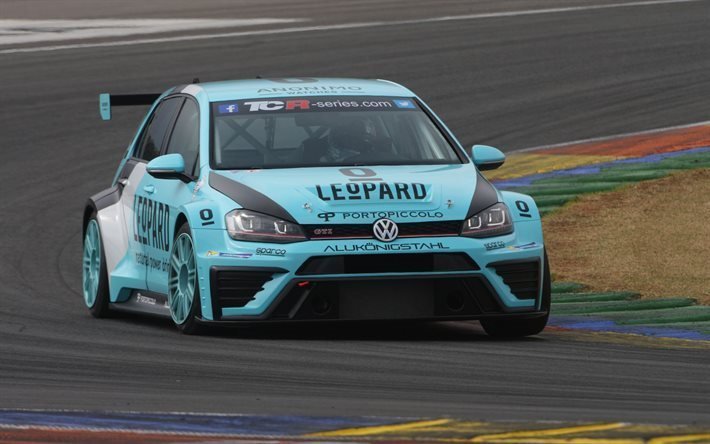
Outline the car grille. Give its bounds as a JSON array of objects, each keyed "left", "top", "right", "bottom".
[
  {"left": 489, "top": 260, "right": 540, "bottom": 300},
  {"left": 270, "top": 275, "right": 503, "bottom": 320},
  {"left": 302, "top": 220, "right": 462, "bottom": 240},
  {"left": 296, "top": 253, "right": 479, "bottom": 275}
]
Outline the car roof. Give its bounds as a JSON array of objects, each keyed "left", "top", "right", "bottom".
[{"left": 184, "top": 78, "right": 416, "bottom": 102}]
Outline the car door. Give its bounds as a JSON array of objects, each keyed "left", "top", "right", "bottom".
[
  {"left": 124, "top": 97, "right": 183, "bottom": 291},
  {"left": 144, "top": 97, "right": 201, "bottom": 294}
]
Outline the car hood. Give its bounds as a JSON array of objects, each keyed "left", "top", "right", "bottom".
[{"left": 211, "top": 164, "right": 480, "bottom": 224}]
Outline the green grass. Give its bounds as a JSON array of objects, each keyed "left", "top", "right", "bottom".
[{"left": 551, "top": 282, "right": 586, "bottom": 293}]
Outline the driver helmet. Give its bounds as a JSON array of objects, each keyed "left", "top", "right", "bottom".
[{"left": 328, "top": 117, "right": 377, "bottom": 155}]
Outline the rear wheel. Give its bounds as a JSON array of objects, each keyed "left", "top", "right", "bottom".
[
  {"left": 481, "top": 251, "right": 551, "bottom": 338},
  {"left": 168, "top": 223, "right": 203, "bottom": 335},
  {"left": 82, "top": 215, "right": 111, "bottom": 318}
]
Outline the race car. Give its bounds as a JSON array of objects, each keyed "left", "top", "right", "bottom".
[{"left": 83, "top": 77, "right": 550, "bottom": 336}]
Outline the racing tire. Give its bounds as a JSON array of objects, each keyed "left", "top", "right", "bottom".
[
  {"left": 481, "top": 250, "right": 551, "bottom": 338},
  {"left": 168, "top": 222, "right": 203, "bottom": 335},
  {"left": 82, "top": 213, "right": 111, "bottom": 318}
]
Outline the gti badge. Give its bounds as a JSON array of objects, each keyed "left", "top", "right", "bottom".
[{"left": 372, "top": 218, "right": 399, "bottom": 242}]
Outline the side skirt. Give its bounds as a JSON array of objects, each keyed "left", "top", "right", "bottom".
[{"left": 109, "top": 289, "right": 171, "bottom": 318}]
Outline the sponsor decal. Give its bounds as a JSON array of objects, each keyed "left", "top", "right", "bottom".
[
  {"left": 506, "top": 242, "right": 538, "bottom": 251},
  {"left": 213, "top": 96, "right": 418, "bottom": 115},
  {"left": 135, "top": 252, "right": 170, "bottom": 272},
  {"left": 314, "top": 182, "right": 428, "bottom": 201},
  {"left": 217, "top": 103, "right": 239, "bottom": 114},
  {"left": 372, "top": 218, "right": 398, "bottom": 242},
  {"left": 220, "top": 252, "right": 253, "bottom": 259},
  {"left": 135, "top": 292, "right": 169, "bottom": 308},
  {"left": 324, "top": 242, "right": 450, "bottom": 252},
  {"left": 339, "top": 167, "right": 383, "bottom": 182},
  {"left": 136, "top": 294, "right": 156, "bottom": 305},
  {"left": 484, "top": 241, "right": 506, "bottom": 251},
  {"left": 393, "top": 99, "right": 416, "bottom": 109},
  {"left": 243, "top": 99, "right": 310, "bottom": 112},
  {"left": 312, "top": 227, "right": 334, "bottom": 235},
  {"left": 256, "top": 86, "right": 363, "bottom": 94},
  {"left": 133, "top": 196, "right": 170, "bottom": 252},
  {"left": 256, "top": 248, "right": 286, "bottom": 257},
  {"left": 317, "top": 210, "right": 444, "bottom": 222},
  {"left": 206, "top": 250, "right": 252, "bottom": 259}
]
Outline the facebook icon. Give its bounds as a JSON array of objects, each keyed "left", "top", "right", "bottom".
[
  {"left": 393, "top": 99, "right": 416, "bottom": 109},
  {"left": 218, "top": 103, "right": 239, "bottom": 114}
]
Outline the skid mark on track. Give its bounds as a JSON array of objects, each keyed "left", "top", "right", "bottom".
[
  {"left": 0, "top": 18, "right": 305, "bottom": 45},
  {"left": 0, "top": 0, "right": 703, "bottom": 54}
]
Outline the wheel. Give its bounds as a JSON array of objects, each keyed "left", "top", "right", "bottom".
[
  {"left": 481, "top": 250, "right": 551, "bottom": 338},
  {"left": 168, "top": 222, "right": 203, "bottom": 334},
  {"left": 82, "top": 214, "right": 111, "bottom": 318}
]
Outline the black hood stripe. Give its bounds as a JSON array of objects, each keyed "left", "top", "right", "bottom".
[
  {"left": 209, "top": 172, "right": 297, "bottom": 223},
  {"left": 466, "top": 172, "right": 499, "bottom": 218}
]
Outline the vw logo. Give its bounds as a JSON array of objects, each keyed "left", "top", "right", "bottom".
[{"left": 372, "top": 218, "right": 399, "bottom": 242}]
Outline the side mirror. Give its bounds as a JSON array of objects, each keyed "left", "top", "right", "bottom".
[
  {"left": 146, "top": 153, "right": 193, "bottom": 183},
  {"left": 471, "top": 145, "right": 505, "bottom": 171}
]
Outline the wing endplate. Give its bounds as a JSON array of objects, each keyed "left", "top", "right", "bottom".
[{"left": 98, "top": 93, "right": 161, "bottom": 121}]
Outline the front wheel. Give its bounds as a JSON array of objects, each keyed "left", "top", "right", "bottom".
[
  {"left": 168, "top": 223, "right": 203, "bottom": 335},
  {"left": 481, "top": 250, "right": 551, "bottom": 338},
  {"left": 82, "top": 215, "right": 111, "bottom": 318}
]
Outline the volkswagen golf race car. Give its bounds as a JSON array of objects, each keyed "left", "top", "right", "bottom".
[{"left": 83, "top": 77, "right": 550, "bottom": 336}]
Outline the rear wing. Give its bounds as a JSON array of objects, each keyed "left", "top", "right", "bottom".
[{"left": 99, "top": 93, "right": 161, "bottom": 120}]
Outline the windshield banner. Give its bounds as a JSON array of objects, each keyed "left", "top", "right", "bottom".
[{"left": 214, "top": 96, "right": 419, "bottom": 115}]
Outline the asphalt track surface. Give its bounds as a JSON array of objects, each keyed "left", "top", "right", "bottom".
[{"left": 1, "top": 0, "right": 709, "bottom": 426}]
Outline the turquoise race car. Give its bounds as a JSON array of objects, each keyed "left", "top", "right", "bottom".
[{"left": 83, "top": 77, "right": 550, "bottom": 336}]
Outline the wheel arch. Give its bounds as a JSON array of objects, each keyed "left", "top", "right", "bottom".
[
  {"left": 174, "top": 212, "right": 189, "bottom": 236},
  {"left": 83, "top": 185, "right": 122, "bottom": 238},
  {"left": 82, "top": 200, "right": 97, "bottom": 239}
]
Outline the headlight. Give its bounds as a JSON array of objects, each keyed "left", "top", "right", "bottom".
[
  {"left": 461, "top": 202, "right": 513, "bottom": 238},
  {"left": 225, "top": 209, "right": 306, "bottom": 243}
]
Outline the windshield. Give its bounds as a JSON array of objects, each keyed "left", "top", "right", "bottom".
[{"left": 211, "top": 96, "right": 462, "bottom": 169}]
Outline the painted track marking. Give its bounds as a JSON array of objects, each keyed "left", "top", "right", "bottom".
[
  {"left": 307, "top": 418, "right": 451, "bottom": 437},
  {"left": 470, "top": 422, "right": 629, "bottom": 442},
  {"left": 649, "top": 433, "right": 710, "bottom": 444},
  {"left": 474, "top": 439, "right": 642, "bottom": 444},
  {"left": 0, "top": 0, "right": 703, "bottom": 54}
]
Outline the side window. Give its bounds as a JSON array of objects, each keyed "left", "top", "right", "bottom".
[
  {"left": 165, "top": 99, "right": 200, "bottom": 175},
  {"left": 135, "top": 97, "right": 183, "bottom": 162}
]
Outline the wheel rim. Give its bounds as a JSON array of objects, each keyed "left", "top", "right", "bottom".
[
  {"left": 82, "top": 219, "right": 101, "bottom": 308},
  {"left": 168, "top": 233, "right": 197, "bottom": 324}
]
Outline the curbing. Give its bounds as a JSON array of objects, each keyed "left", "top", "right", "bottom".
[{"left": 549, "top": 283, "right": 710, "bottom": 339}]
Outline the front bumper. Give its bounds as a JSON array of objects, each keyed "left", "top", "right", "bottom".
[{"left": 193, "top": 222, "right": 545, "bottom": 322}]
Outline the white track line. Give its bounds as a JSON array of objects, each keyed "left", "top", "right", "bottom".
[
  {"left": 0, "top": 0, "right": 703, "bottom": 55},
  {"left": 518, "top": 119, "right": 710, "bottom": 152}
]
